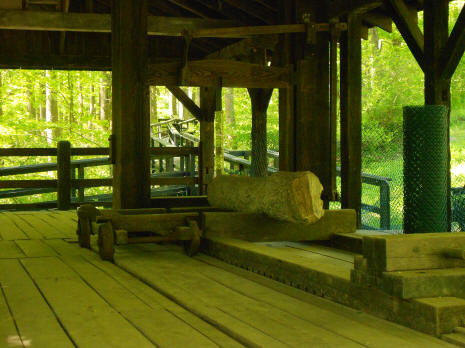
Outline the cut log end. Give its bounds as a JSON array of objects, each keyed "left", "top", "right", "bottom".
[{"left": 207, "top": 171, "right": 324, "bottom": 224}]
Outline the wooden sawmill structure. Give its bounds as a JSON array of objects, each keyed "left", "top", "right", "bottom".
[{"left": 1, "top": 0, "right": 465, "bottom": 346}]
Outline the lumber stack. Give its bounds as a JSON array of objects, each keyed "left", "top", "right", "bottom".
[{"left": 351, "top": 232, "right": 465, "bottom": 299}]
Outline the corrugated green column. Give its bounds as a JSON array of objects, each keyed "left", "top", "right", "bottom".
[{"left": 403, "top": 105, "right": 448, "bottom": 233}]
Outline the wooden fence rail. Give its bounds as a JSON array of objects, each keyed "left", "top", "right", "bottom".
[{"left": 0, "top": 140, "right": 201, "bottom": 210}]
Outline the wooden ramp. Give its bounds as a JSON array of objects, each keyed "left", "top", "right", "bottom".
[{"left": 0, "top": 211, "right": 455, "bottom": 348}]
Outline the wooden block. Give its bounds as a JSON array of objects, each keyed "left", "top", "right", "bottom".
[
  {"left": 362, "top": 233, "right": 465, "bottom": 272},
  {"left": 98, "top": 222, "right": 114, "bottom": 261},
  {"left": 202, "top": 209, "right": 356, "bottom": 242},
  {"left": 108, "top": 212, "right": 199, "bottom": 235},
  {"left": 115, "top": 229, "right": 128, "bottom": 245},
  {"left": 380, "top": 268, "right": 465, "bottom": 299}
]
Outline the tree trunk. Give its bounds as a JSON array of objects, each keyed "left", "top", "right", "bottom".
[
  {"left": 150, "top": 86, "right": 158, "bottom": 123},
  {"left": 90, "top": 84, "right": 96, "bottom": 115},
  {"left": 45, "top": 70, "right": 58, "bottom": 143},
  {"left": 0, "top": 72, "right": 4, "bottom": 118},
  {"left": 170, "top": 92, "right": 178, "bottom": 118},
  {"left": 248, "top": 88, "right": 273, "bottom": 177},
  {"left": 68, "top": 72, "right": 74, "bottom": 126},
  {"left": 99, "top": 72, "right": 111, "bottom": 121},
  {"left": 78, "top": 77, "right": 84, "bottom": 117},
  {"left": 27, "top": 78, "right": 36, "bottom": 119},
  {"left": 208, "top": 171, "right": 324, "bottom": 224},
  {"left": 225, "top": 87, "right": 235, "bottom": 126}
]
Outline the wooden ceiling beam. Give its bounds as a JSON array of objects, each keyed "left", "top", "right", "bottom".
[
  {"left": 205, "top": 36, "right": 278, "bottom": 60},
  {"left": 0, "top": 10, "right": 236, "bottom": 36},
  {"left": 194, "top": 0, "right": 262, "bottom": 25},
  {"left": 362, "top": 10, "right": 392, "bottom": 32},
  {"left": 328, "top": 0, "right": 383, "bottom": 19},
  {"left": 146, "top": 59, "right": 291, "bottom": 88},
  {"left": 221, "top": 0, "right": 277, "bottom": 24},
  {"left": 385, "top": 0, "right": 425, "bottom": 71},
  {"left": 164, "top": 0, "right": 218, "bottom": 19},
  {"left": 439, "top": 3, "right": 465, "bottom": 80}
]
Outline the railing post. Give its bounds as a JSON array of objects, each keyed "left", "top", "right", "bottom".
[
  {"left": 379, "top": 180, "right": 391, "bottom": 230},
  {"left": 78, "top": 165, "right": 85, "bottom": 202},
  {"left": 57, "top": 140, "right": 71, "bottom": 210}
]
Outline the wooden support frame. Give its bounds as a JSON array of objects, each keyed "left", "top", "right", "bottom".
[
  {"left": 166, "top": 86, "right": 203, "bottom": 120},
  {"left": 439, "top": 3, "right": 465, "bottom": 80},
  {"left": 386, "top": 0, "right": 425, "bottom": 71},
  {"left": 111, "top": 0, "right": 150, "bottom": 209},
  {"left": 146, "top": 59, "right": 291, "bottom": 88},
  {"left": 340, "top": 14, "right": 362, "bottom": 227},
  {"left": 0, "top": 9, "right": 237, "bottom": 36}
]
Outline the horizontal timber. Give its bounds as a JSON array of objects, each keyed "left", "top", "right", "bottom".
[
  {"left": 150, "top": 147, "right": 199, "bottom": 156},
  {"left": 0, "top": 10, "right": 236, "bottom": 36},
  {"left": 146, "top": 59, "right": 291, "bottom": 88}
]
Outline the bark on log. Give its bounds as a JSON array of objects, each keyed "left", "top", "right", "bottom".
[{"left": 207, "top": 171, "right": 324, "bottom": 224}]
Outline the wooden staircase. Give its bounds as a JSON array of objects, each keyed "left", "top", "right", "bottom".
[{"left": 443, "top": 327, "right": 465, "bottom": 347}]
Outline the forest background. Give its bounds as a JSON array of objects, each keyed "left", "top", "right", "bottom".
[{"left": 0, "top": 2, "right": 464, "bottom": 229}]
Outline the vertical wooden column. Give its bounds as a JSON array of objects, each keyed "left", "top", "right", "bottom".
[
  {"left": 57, "top": 140, "right": 71, "bottom": 210},
  {"left": 278, "top": 0, "right": 296, "bottom": 172},
  {"left": 199, "top": 86, "right": 220, "bottom": 195},
  {"left": 424, "top": 0, "right": 451, "bottom": 229},
  {"left": 111, "top": 0, "right": 150, "bottom": 209},
  {"left": 294, "top": 0, "right": 333, "bottom": 206},
  {"left": 340, "top": 14, "right": 362, "bottom": 226}
]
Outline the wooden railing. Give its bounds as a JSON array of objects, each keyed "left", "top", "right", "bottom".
[{"left": 0, "top": 140, "right": 201, "bottom": 210}]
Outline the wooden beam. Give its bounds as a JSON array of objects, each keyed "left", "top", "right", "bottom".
[
  {"left": 166, "top": 86, "right": 203, "bottom": 120},
  {"left": 146, "top": 59, "right": 291, "bottom": 88},
  {"left": 205, "top": 36, "right": 278, "bottom": 60},
  {"left": 221, "top": 0, "right": 277, "bottom": 24},
  {"left": 328, "top": 0, "right": 382, "bottom": 19},
  {"left": 340, "top": 14, "right": 363, "bottom": 227},
  {"left": 294, "top": 1, "right": 334, "bottom": 206},
  {"left": 112, "top": 0, "right": 150, "bottom": 209},
  {"left": 439, "top": 4, "right": 465, "bottom": 80},
  {"left": 0, "top": 10, "right": 236, "bottom": 36},
  {"left": 386, "top": 0, "right": 425, "bottom": 71},
  {"left": 199, "top": 86, "right": 220, "bottom": 194},
  {"left": 424, "top": 0, "right": 451, "bottom": 230},
  {"left": 363, "top": 11, "right": 392, "bottom": 33}
]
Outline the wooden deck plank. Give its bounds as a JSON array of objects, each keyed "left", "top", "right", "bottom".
[
  {"left": 6, "top": 213, "right": 45, "bottom": 239},
  {"left": 0, "top": 283, "right": 23, "bottom": 348},
  {"left": 34, "top": 213, "right": 76, "bottom": 238},
  {"left": 81, "top": 251, "right": 244, "bottom": 348},
  {"left": 44, "top": 211, "right": 77, "bottom": 231},
  {"left": 0, "top": 259, "right": 74, "bottom": 348},
  {"left": 0, "top": 241, "right": 26, "bottom": 258},
  {"left": 41, "top": 239, "right": 84, "bottom": 256},
  {"left": 193, "top": 254, "right": 452, "bottom": 348},
  {"left": 116, "top": 246, "right": 365, "bottom": 347},
  {"left": 15, "top": 239, "right": 58, "bottom": 257},
  {"left": 20, "top": 257, "right": 156, "bottom": 348},
  {"left": 0, "top": 213, "right": 28, "bottom": 240},
  {"left": 20, "top": 214, "right": 65, "bottom": 239},
  {"left": 61, "top": 254, "right": 238, "bottom": 348}
]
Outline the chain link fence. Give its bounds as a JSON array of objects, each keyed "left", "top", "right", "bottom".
[{"left": 358, "top": 110, "right": 465, "bottom": 232}]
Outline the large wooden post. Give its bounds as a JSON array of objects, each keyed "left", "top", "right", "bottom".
[
  {"left": 294, "top": 0, "right": 334, "bottom": 207},
  {"left": 424, "top": 0, "right": 451, "bottom": 229},
  {"left": 200, "top": 86, "right": 220, "bottom": 194},
  {"left": 340, "top": 14, "right": 362, "bottom": 227},
  {"left": 111, "top": 0, "right": 150, "bottom": 209},
  {"left": 278, "top": 0, "right": 295, "bottom": 172}
]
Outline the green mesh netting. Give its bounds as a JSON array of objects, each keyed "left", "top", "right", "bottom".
[{"left": 403, "top": 105, "right": 448, "bottom": 233}]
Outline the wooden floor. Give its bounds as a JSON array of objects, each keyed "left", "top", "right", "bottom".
[{"left": 0, "top": 211, "right": 455, "bottom": 348}]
